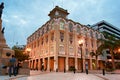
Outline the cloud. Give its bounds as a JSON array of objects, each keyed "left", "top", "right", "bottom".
[{"left": 1, "top": 0, "right": 120, "bottom": 48}]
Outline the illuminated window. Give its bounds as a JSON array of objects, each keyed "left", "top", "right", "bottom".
[
  {"left": 42, "top": 28, "right": 44, "bottom": 35},
  {"left": 60, "top": 32, "right": 64, "bottom": 42},
  {"left": 77, "top": 26, "right": 80, "bottom": 33},
  {"left": 51, "top": 21, "right": 54, "bottom": 30},
  {"left": 69, "top": 23, "right": 73, "bottom": 32},
  {"left": 90, "top": 30, "right": 93, "bottom": 37},
  {"left": 60, "top": 21, "right": 65, "bottom": 30},
  {"left": 69, "top": 34, "right": 73, "bottom": 44},
  {"left": 51, "top": 33, "right": 54, "bottom": 41}
]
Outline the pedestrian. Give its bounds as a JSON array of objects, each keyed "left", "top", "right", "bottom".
[
  {"left": 85, "top": 62, "right": 88, "bottom": 74},
  {"left": 16, "top": 62, "right": 20, "bottom": 75},
  {"left": 102, "top": 68, "right": 105, "bottom": 76},
  {"left": 8, "top": 55, "right": 17, "bottom": 77},
  {"left": 41, "top": 62, "right": 44, "bottom": 71},
  {"left": 74, "top": 68, "right": 76, "bottom": 74}
]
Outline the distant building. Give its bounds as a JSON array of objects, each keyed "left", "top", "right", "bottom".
[
  {"left": 26, "top": 6, "right": 105, "bottom": 71},
  {"left": 91, "top": 20, "right": 120, "bottom": 39},
  {"left": 91, "top": 20, "right": 120, "bottom": 69}
]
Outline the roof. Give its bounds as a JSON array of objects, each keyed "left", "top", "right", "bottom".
[
  {"left": 48, "top": 6, "right": 69, "bottom": 16},
  {"left": 92, "top": 20, "right": 120, "bottom": 31}
]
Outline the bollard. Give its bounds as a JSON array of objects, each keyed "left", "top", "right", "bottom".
[
  {"left": 56, "top": 68, "right": 58, "bottom": 72},
  {"left": 64, "top": 68, "right": 66, "bottom": 73},
  {"left": 102, "top": 69, "right": 105, "bottom": 76},
  {"left": 74, "top": 68, "right": 76, "bottom": 74},
  {"left": 86, "top": 69, "right": 88, "bottom": 74}
]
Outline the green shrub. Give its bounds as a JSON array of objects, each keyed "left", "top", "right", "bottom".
[{"left": 69, "top": 66, "right": 75, "bottom": 71}]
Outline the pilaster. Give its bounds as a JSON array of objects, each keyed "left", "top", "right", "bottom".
[{"left": 47, "top": 57, "right": 50, "bottom": 71}]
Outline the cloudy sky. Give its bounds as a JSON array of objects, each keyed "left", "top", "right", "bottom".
[{"left": 0, "top": 0, "right": 120, "bottom": 48}]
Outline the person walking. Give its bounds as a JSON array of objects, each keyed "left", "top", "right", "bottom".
[
  {"left": 41, "top": 62, "right": 44, "bottom": 71},
  {"left": 85, "top": 62, "right": 88, "bottom": 74},
  {"left": 8, "top": 55, "right": 17, "bottom": 77}
]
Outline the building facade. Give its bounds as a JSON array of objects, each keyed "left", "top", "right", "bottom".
[
  {"left": 91, "top": 20, "right": 120, "bottom": 39},
  {"left": 26, "top": 6, "right": 105, "bottom": 71},
  {"left": 91, "top": 20, "right": 120, "bottom": 69}
]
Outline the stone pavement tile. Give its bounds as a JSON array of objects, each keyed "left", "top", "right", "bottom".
[
  {"left": 16, "top": 72, "right": 104, "bottom": 80},
  {"left": 0, "top": 75, "right": 27, "bottom": 80},
  {"left": 96, "top": 74, "right": 120, "bottom": 80}
]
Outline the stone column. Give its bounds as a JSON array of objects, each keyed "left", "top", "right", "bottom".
[
  {"left": 54, "top": 56, "right": 58, "bottom": 71},
  {"left": 34, "top": 59, "right": 36, "bottom": 70},
  {"left": 66, "top": 57, "right": 68, "bottom": 71},
  {"left": 31, "top": 60, "right": 33, "bottom": 69},
  {"left": 65, "top": 23, "right": 69, "bottom": 71},
  {"left": 38, "top": 59, "right": 40, "bottom": 70},
  {"left": 28, "top": 60, "right": 30, "bottom": 68},
  {"left": 75, "top": 57, "right": 78, "bottom": 70},
  {"left": 43, "top": 58, "right": 45, "bottom": 70},
  {"left": 47, "top": 57, "right": 50, "bottom": 71},
  {"left": 54, "top": 22, "right": 59, "bottom": 71},
  {"left": 83, "top": 58, "right": 85, "bottom": 71},
  {"left": 90, "top": 58, "right": 92, "bottom": 70}
]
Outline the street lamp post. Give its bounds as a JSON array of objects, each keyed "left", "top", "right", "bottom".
[
  {"left": 26, "top": 48, "right": 31, "bottom": 68},
  {"left": 78, "top": 39, "right": 84, "bottom": 72}
]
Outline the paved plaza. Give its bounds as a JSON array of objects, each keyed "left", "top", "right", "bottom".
[{"left": 0, "top": 71, "right": 120, "bottom": 80}]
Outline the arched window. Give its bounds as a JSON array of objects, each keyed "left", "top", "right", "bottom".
[
  {"left": 42, "top": 28, "right": 44, "bottom": 35},
  {"left": 77, "top": 26, "right": 80, "bottom": 33},
  {"left": 90, "top": 30, "right": 93, "bottom": 37},
  {"left": 51, "top": 33, "right": 54, "bottom": 41},
  {"left": 46, "top": 25, "right": 49, "bottom": 32},
  {"left": 69, "top": 34, "right": 73, "bottom": 44},
  {"left": 84, "top": 28, "right": 87, "bottom": 36},
  {"left": 100, "top": 34, "right": 103, "bottom": 39},
  {"left": 51, "top": 21, "right": 54, "bottom": 30},
  {"left": 96, "top": 33, "right": 98, "bottom": 39},
  {"left": 69, "top": 23, "right": 73, "bottom": 32},
  {"left": 60, "top": 32, "right": 64, "bottom": 42},
  {"left": 60, "top": 20, "right": 65, "bottom": 30},
  {"left": 46, "top": 36, "right": 48, "bottom": 43}
]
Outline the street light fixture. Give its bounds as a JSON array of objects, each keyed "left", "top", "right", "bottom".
[
  {"left": 118, "top": 48, "right": 120, "bottom": 53},
  {"left": 78, "top": 39, "right": 84, "bottom": 72},
  {"left": 26, "top": 48, "right": 31, "bottom": 52}
]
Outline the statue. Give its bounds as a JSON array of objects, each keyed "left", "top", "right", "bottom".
[
  {"left": 0, "top": 2, "right": 4, "bottom": 19},
  {"left": 1, "top": 27, "right": 5, "bottom": 34}
]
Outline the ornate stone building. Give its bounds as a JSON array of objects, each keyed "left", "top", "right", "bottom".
[{"left": 26, "top": 6, "right": 105, "bottom": 71}]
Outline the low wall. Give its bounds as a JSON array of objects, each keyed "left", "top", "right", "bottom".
[
  {"left": 0, "top": 58, "right": 9, "bottom": 75},
  {"left": 18, "top": 61, "right": 30, "bottom": 75},
  {"left": 19, "top": 68, "right": 30, "bottom": 75}
]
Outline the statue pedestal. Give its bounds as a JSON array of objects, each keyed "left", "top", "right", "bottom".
[
  {"left": 0, "top": 19, "right": 14, "bottom": 75},
  {"left": 0, "top": 58, "right": 9, "bottom": 75}
]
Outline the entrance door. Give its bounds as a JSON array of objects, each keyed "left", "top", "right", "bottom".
[
  {"left": 68, "top": 58, "right": 75, "bottom": 70},
  {"left": 58, "top": 57, "right": 65, "bottom": 71},
  {"left": 50, "top": 57, "right": 54, "bottom": 71}
]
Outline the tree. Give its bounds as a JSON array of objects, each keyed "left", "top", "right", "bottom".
[
  {"left": 90, "top": 48, "right": 104, "bottom": 70},
  {"left": 12, "top": 46, "right": 29, "bottom": 61},
  {"left": 97, "top": 32, "right": 120, "bottom": 69}
]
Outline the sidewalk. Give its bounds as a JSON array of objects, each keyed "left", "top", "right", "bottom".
[{"left": 0, "top": 75, "right": 28, "bottom": 80}]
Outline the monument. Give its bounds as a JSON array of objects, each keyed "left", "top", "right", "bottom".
[{"left": 0, "top": 2, "right": 14, "bottom": 75}]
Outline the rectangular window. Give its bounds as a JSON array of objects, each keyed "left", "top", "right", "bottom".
[
  {"left": 69, "top": 34, "right": 73, "bottom": 44},
  {"left": 51, "top": 33, "right": 54, "bottom": 41},
  {"left": 86, "top": 49, "right": 88, "bottom": 55},
  {"left": 60, "top": 32, "right": 64, "bottom": 42}
]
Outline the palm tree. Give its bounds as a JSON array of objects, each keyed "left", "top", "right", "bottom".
[
  {"left": 90, "top": 48, "right": 104, "bottom": 70},
  {"left": 97, "top": 32, "right": 120, "bottom": 69}
]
